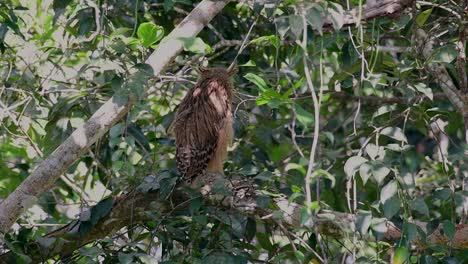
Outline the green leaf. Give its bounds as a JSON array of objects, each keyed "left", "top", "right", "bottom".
[
  {"left": 359, "top": 163, "right": 372, "bottom": 185},
  {"left": 383, "top": 196, "right": 401, "bottom": 219},
  {"left": 127, "top": 123, "right": 151, "bottom": 151},
  {"left": 257, "top": 232, "right": 273, "bottom": 251},
  {"left": 275, "top": 16, "right": 290, "bottom": 39},
  {"left": 393, "top": 246, "right": 409, "bottom": 264},
  {"left": 118, "top": 253, "right": 135, "bottom": 264},
  {"left": 306, "top": 4, "right": 324, "bottom": 34},
  {"left": 403, "top": 222, "right": 419, "bottom": 242},
  {"left": 356, "top": 210, "right": 372, "bottom": 236},
  {"left": 323, "top": 131, "right": 335, "bottom": 144},
  {"left": 288, "top": 77, "right": 305, "bottom": 97},
  {"left": 256, "top": 195, "right": 271, "bottom": 209},
  {"left": 328, "top": 3, "right": 344, "bottom": 30},
  {"left": 285, "top": 163, "right": 306, "bottom": 175},
  {"left": 249, "top": 35, "right": 280, "bottom": 49},
  {"left": 164, "top": 0, "right": 174, "bottom": 11},
  {"left": 294, "top": 251, "right": 305, "bottom": 262},
  {"left": 344, "top": 156, "right": 368, "bottom": 178},
  {"left": 79, "top": 247, "right": 104, "bottom": 257},
  {"left": 230, "top": 214, "right": 247, "bottom": 238},
  {"left": 254, "top": 171, "right": 273, "bottom": 181},
  {"left": 159, "top": 172, "right": 177, "bottom": 198},
  {"left": 0, "top": 10, "right": 24, "bottom": 38},
  {"left": 178, "top": 37, "right": 211, "bottom": 54},
  {"left": 239, "top": 60, "right": 256, "bottom": 67},
  {"left": 137, "top": 22, "right": 164, "bottom": 48},
  {"left": 110, "top": 38, "right": 127, "bottom": 53},
  {"left": 413, "top": 83, "right": 433, "bottom": 100},
  {"left": 244, "top": 73, "right": 268, "bottom": 92},
  {"left": 294, "top": 104, "right": 314, "bottom": 127},
  {"left": 370, "top": 217, "right": 388, "bottom": 239},
  {"left": 433, "top": 188, "right": 451, "bottom": 200},
  {"left": 90, "top": 197, "right": 114, "bottom": 225},
  {"left": 245, "top": 217, "right": 256, "bottom": 241},
  {"left": 381, "top": 127, "right": 407, "bottom": 143},
  {"left": 110, "top": 27, "right": 132, "bottom": 38},
  {"left": 252, "top": 0, "right": 263, "bottom": 14},
  {"left": 109, "top": 122, "right": 124, "bottom": 138},
  {"left": 365, "top": 143, "right": 385, "bottom": 160},
  {"left": 380, "top": 180, "right": 398, "bottom": 204},
  {"left": 240, "top": 164, "right": 259, "bottom": 175},
  {"left": 44, "top": 117, "right": 72, "bottom": 155},
  {"left": 416, "top": 8, "right": 432, "bottom": 26},
  {"left": 328, "top": 62, "right": 361, "bottom": 89},
  {"left": 36, "top": 237, "right": 56, "bottom": 249},
  {"left": 421, "top": 255, "right": 437, "bottom": 264},
  {"left": 53, "top": 0, "right": 73, "bottom": 12},
  {"left": 314, "top": 169, "right": 336, "bottom": 188},
  {"left": 300, "top": 207, "right": 313, "bottom": 227},
  {"left": 189, "top": 197, "right": 202, "bottom": 215},
  {"left": 48, "top": 93, "right": 87, "bottom": 123},
  {"left": 135, "top": 254, "right": 156, "bottom": 264},
  {"left": 288, "top": 15, "right": 303, "bottom": 39},
  {"left": 256, "top": 88, "right": 283, "bottom": 108},
  {"left": 373, "top": 163, "right": 391, "bottom": 185},
  {"left": 432, "top": 45, "right": 457, "bottom": 63},
  {"left": 126, "top": 66, "right": 152, "bottom": 99},
  {"left": 373, "top": 105, "right": 396, "bottom": 119},
  {"left": 12, "top": 252, "right": 32, "bottom": 263},
  {"left": 410, "top": 198, "right": 429, "bottom": 216},
  {"left": 203, "top": 252, "right": 245, "bottom": 264},
  {"left": 442, "top": 220, "right": 455, "bottom": 240},
  {"left": 79, "top": 197, "right": 114, "bottom": 235},
  {"left": 360, "top": 162, "right": 389, "bottom": 186},
  {"left": 267, "top": 144, "right": 291, "bottom": 162}
]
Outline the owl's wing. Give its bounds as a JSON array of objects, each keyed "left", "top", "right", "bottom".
[{"left": 176, "top": 135, "right": 217, "bottom": 183}]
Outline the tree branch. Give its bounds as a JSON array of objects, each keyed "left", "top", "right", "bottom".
[
  {"left": 2, "top": 173, "right": 468, "bottom": 263},
  {"left": 0, "top": 0, "right": 232, "bottom": 244},
  {"left": 413, "top": 27, "right": 468, "bottom": 146},
  {"left": 328, "top": 91, "right": 447, "bottom": 105},
  {"left": 323, "top": 0, "right": 414, "bottom": 31}
]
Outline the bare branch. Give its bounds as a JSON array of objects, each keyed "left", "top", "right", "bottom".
[{"left": 322, "top": 0, "right": 414, "bottom": 31}]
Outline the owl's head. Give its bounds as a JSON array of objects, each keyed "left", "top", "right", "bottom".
[{"left": 194, "top": 65, "right": 237, "bottom": 80}]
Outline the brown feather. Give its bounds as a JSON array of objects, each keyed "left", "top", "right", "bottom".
[{"left": 173, "top": 67, "right": 234, "bottom": 184}]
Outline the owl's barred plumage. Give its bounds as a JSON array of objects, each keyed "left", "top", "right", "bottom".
[{"left": 173, "top": 67, "right": 236, "bottom": 184}]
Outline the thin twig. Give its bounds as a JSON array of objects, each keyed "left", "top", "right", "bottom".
[
  {"left": 83, "top": 0, "right": 101, "bottom": 42},
  {"left": 302, "top": 15, "right": 320, "bottom": 208},
  {"left": 0, "top": 99, "right": 43, "bottom": 157},
  {"left": 229, "top": 18, "right": 258, "bottom": 70}
]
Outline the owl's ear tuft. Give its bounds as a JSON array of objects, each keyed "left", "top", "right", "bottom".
[{"left": 227, "top": 64, "right": 238, "bottom": 77}]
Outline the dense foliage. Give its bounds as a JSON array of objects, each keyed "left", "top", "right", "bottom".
[{"left": 0, "top": 0, "right": 467, "bottom": 263}]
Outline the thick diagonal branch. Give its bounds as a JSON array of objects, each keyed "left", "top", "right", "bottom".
[{"left": 0, "top": 0, "right": 231, "bottom": 243}]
